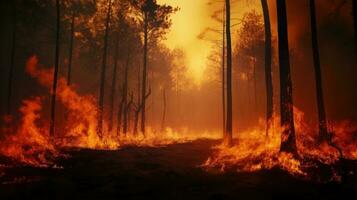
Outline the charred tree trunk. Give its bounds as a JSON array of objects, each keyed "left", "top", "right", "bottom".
[
  {"left": 276, "top": 0, "right": 297, "bottom": 155},
  {"left": 109, "top": 32, "right": 120, "bottom": 132},
  {"left": 50, "top": 0, "right": 61, "bottom": 140},
  {"left": 261, "top": 0, "right": 274, "bottom": 137},
  {"left": 225, "top": 0, "right": 233, "bottom": 145},
  {"left": 116, "top": 90, "right": 125, "bottom": 136},
  {"left": 161, "top": 88, "right": 166, "bottom": 132},
  {"left": 97, "top": 0, "right": 112, "bottom": 138},
  {"left": 309, "top": 0, "right": 328, "bottom": 142},
  {"left": 134, "top": 89, "right": 151, "bottom": 135},
  {"left": 67, "top": 11, "right": 75, "bottom": 85},
  {"left": 140, "top": 12, "right": 148, "bottom": 136},
  {"left": 125, "top": 93, "right": 134, "bottom": 133},
  {"left": 222, "top": 4, "right": 226, "bottom": 138},
  {"left": 6, "top": 2, "right": 17, "bottom": 116},
  {"left": 123, "top": 50, "right": 131, "bottom": 135},
  {"left": 133, "top": 110, "right": 140, "bottom": 135},
  {"left": 253, "top": 58, "right": 257, "bottom": 114},
  {"left": 353, "top": 0, "right": 357, "bottom": 41}
]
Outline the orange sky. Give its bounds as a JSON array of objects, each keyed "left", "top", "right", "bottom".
[{"left": 158, "top": 0, "right": 262, "bottom": 85}]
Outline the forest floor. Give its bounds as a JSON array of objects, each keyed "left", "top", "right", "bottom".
[{"left": 0, "top": 139, "right": 356, "bottom": 200}]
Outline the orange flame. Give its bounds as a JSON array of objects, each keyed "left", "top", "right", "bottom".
[
  {"left": 0, "top": 97, "right": 58, "bottom": 166},
  {"left": 203, "top": 107, "right": 357, "bottom": 176},
  {"left": 0, "top": 56, "right": 221, "bottom": 166}
]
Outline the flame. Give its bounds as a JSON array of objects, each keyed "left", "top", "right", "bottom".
[
  {"left": 203, "top": 107, "right": 357, "bottom": 176},
  {"left": 0, "top": 56, "right": 220, "bottom": 166},
  {"left": 1, "top": 56, "right": 356, "bottom": 176},
  {"left": 0, "top": 97, "right": 58, "bottom": 166}
]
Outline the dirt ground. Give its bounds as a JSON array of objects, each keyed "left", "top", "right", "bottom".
[{"left": 0, "top": 139, "right": 356, "bottom": 200}]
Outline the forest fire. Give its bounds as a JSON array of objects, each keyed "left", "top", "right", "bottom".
[
  {"left": 203, "top": 108, "right": 357, "bottom": 177},
  {"left": 0, "top": 97, "right": 58, "bottom": 166},
  {"left": 1, "top": 0, "right": 357, "bottom": 199},
  {"left": 0, "top": 56, "right": 220, "bottom": 166}
]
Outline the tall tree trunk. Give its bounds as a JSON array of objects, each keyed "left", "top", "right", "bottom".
[
  {"left": 97, "top": 0, "right": 112, "bottom": 138},
  {"left": 50, "top": 0, "right": 61, "bottom": 140},
  {"left": 67, "top": 10, "right": 75, "bottom": 85},
  {"left": 309, "top": 0, "right": 328, "bottom": 142},
  {"left": 134, "top": 89, "right": 151, "bottom": 135},
  {"left": 276, "top": 0, "right": 297, "bottom": 155},
  {"left": 261, "top": 0, "right": 274, "bottom": 137},
  {"left": 222, "top": 4, "right": 226, "bottom": 138},
  {"left": 353, "top": 0, "right": 357, "bottom": 41},
  {"left": 6, "top": 1, "right": 17, "bottom": 116},
  {"left": 225, "top": 0, "right": 233, "bottom": 145},
  {"left": 135, "top": 56, "right": 141, "bottom": 134},
  {"left": 140, "top": 12, "right": 148, "bottom": 136},
  {"left": 116, "top": 92, "right": 125, "bottom": 136},
  {"left": 253, "top": 58, "right": 257, "bottom": 114},
  {"left": 134, "top": 110, "right": 140, "bottom": 135},
  {"left": 109, "top": 31, "right": 120, "bottom": 132},
  {"left": 123, "top": 50, "right": 131, "bottom": 135},
  {"left": 161, "top": 88, "right": 166, "bottom": 132}
]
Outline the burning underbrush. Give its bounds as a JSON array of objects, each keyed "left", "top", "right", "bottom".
[
  {"left": 203, "top": 110, "right": 357, "bottom": 179},
  {"left": 0, "top": 56, "right": 356, "bottom": 180},
  {"left": 0, "top": 56, "right": 220, "bottom": 167}
]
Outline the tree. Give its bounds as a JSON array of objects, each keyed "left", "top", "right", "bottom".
[
  {"left": 261, "top": 0, "right": 274, "bottom": 137},
  {"left": 130, "top": 0, "right": 176, "bottom": 135},
  {"left": 276, "top": 0, "right": 297, "bottom": 155},
  {"left": 235, "top": 11, "right": 265, "bottom": 124},
  {"left": 353, "top": 0, "right": 357, "bottom": 41},
  {"left": 222, "top": 4, "right": 226, "bottom": 138},
  {"left": 225, "top": 0, "right": 233, "bottom": 145},
  {"left": 62, "top": 0, "right": 96, "bottom": 85},
  {"left": 6, "top": 1, "right": 17, "bottom": 117},
  {"left": 109, "top": 29, "right": 120, "bottom": 132},
  {"left": 97, "top": 0, "right": 113, "bottom": 138},
  {"left": 122, "top": 47, "right": 132, "bottom": 134},
  {"left": 50, "top": 0, "right": 61, "bottom": 140},
  {"left": 309, "top": 0, "right": 328, "bottom": 142},
  {"left": 161, "top": 88, "right": 166, "bottom": 131},
  {"left": 67, "top": 8, "right": 75, "bottom": 85}
]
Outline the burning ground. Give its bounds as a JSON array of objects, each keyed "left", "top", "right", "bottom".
[
  {"left": 0, "top": 140, "right": 356, "bottom": 200},
  {"left": 0, "top": 57, "right": 356, "bottom": 200}
]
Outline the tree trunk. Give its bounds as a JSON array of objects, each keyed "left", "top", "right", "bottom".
[
  {"left": 97, "top": 0, "right": 112, "bottom": 138},
  {"left": 135, "top": 89, "right": 151, "bottom": 135},
  {"left": 222, "top": 4, "right": 226, "bottom": 138},
  {"left": 116, "top": 93, "right": 125, "bottom": 136},
  {"left": 309, "top": 0, "right": 328, "bottom": 142},
  {"left": 140, "top": 12, "right": 148, "bottom": 136},
  {"left": 253, "top": 58, "right": 257, "bottom": 114},
  {"left": 123, "top": 50, "right": 131, "bottom": 135},
  {"left": 50, "top": 0, "right": 61, "bottom": 140},
  {"left": 225, "top": 0, "right": 233, "bottom": 145},
  {"left": 6, "top": 1, "right": 17, "bottom": 116},
  {"left": 261, "top": 0, "right": 274, "bottom": 137},
  {"left": 161, "top": 88, "right": 166, "bottom": 132},
  {"left": 134, "top": 110, "right": 140, "bottom": 135},
  {"left": 353, "top": 0, "right": 357, "bottom": 41},
  {"left": 109, "top": 31, "right": 120, "bottom": 132},
  {"left": 67, "top": 11, "right": 75, "bottom": 85},
  {"left": 277, "top": 0, "right": 297, "bottom": 155}
]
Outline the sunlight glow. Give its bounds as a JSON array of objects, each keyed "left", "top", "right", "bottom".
[{"left": 158, "top": 0, "right": 213, "bottom": 85}]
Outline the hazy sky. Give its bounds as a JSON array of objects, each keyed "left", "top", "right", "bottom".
[
  {"left": 158, "top": 0, "right": 214, "bottom": 84},
  {"left": 158, "top": 0, "right": 261, "bottom": 84}
]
